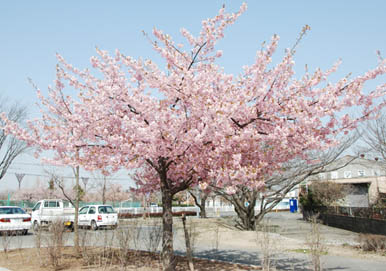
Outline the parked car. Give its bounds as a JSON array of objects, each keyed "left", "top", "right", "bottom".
[
  {"left": 78, "top": 205, "right": 118, "bottom": 230},
  {"left": 0, "top": 206, "right": 31, "bottom": 235},
  {"left": 31, "top": 199, "right": 75, "bottom": 231}
]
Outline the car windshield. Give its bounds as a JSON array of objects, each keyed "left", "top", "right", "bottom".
[
  {"left": 79, "top": 207, "right": 89, "bottom": 214},
  {"left": 98, "top": 206, "right": 115, "bottom": 214},
  {"left": 0, "top": 207, "right": 26, "bottom": 215}
]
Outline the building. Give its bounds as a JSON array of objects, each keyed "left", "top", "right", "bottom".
[{"left": 311, "top": 155, "right": 386, "bottom": 207}]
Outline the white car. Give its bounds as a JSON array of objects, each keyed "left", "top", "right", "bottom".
[
  {"left": 78, "top": 205, "right": 118, "bottom": 230},
  {"left": 0, "top": 206, "right": 31, "bottom": 235}
]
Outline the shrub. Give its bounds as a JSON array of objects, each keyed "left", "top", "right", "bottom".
[{"left": 359, "top": 234, "right": 386, "bottom": 252}]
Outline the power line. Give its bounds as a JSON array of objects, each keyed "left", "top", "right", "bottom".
[{"left": 11, "top": 161, "right": 66, "bottom": 167}]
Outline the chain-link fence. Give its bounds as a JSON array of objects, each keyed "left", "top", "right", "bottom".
[
  {"left": 0, "top": 199, "right": 141, "bottom": 210},
  {"left": 0, "top": 199, "right": 36, "bottom": 209}
]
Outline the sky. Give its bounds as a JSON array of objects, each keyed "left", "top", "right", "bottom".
[{"left": 0, "top": 0, "right": 385, "bottom": 192}]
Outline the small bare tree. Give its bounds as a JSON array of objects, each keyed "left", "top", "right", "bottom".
[
  {"left": 142, "top": 219, "right": 163, "bottom": 253},
  {"left": 181, "top": 214, "right": 195, "bottom": 271},
  {"left": 361, "top": 112, "right": 386, "bottom": 163},
  {"left": 45, "top": 170, "right": 82, "bottom": 255},
  {"left": 307, "top": 215, "right": 326, "bottom": 271},
  {"left": 1, "top": 231, "right": 15, "bottom": 258},
  {"left": 44, "top": 220, "right": 67, "bottom": 270},
  {"left": 256, "top": 220, "right": 276, "bottom": 271},
  {"left": 0, "top": 97, "right": 29, "bottom": 181}
]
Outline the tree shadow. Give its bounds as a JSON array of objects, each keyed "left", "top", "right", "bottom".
[{"left": 176, "top": 249, "right": 350, "bottom": 271}]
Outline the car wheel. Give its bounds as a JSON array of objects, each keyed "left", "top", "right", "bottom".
[
  {"left": 22, "top": 230, "right": 28, "bottom": 235},
  {"left": 33, "top": 221, "right": 39, "bottom": 232},
  {"left": 90, "top": 220, "right": 98, "bottom": 231}
]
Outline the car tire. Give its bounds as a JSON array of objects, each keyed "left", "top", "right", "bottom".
[
  {"left": 33, "top": 221, "right": 39, "bottom": 232},
  {"left": 90, "top": 220, "right": 98, "bottom": 231},
  {"left": 22, "top": 230, "right": 28, "bottom": 235}
]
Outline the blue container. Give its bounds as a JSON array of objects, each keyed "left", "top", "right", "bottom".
[{"left": 289, "top": 199, "right": 298, "bottom": 213}]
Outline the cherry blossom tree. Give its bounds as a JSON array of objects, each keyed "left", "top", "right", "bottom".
[
  {"left": 1, "top": 3, "right": 386, "bottom": 270},
  {"left": 103, "top": 182, "right": 129, "bottom": 203},
  {"left": 11, "top": 177, "right": 67, "bottom": 201},
  {"left": 215, "top": 134, "right": 359, "bottom": 230}
]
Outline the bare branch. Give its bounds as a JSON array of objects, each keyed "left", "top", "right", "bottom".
[{"left": 0, "top": 97, "right": 29, "bottom": 180}]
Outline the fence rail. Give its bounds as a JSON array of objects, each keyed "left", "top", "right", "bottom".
[
  {"left": 0, "top": 199, "right": 291, "bottom": 217},
  {"left": 315, "top": 206, "right": 386, "bottom": 221}
]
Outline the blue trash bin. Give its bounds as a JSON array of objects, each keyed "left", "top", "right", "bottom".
[{"left": 289, "top": 199, "right": 298, "bottom": 213}]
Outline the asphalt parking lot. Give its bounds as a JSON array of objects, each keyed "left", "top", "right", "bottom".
[{"left": 262, "top": 211, "right": 360, "bottom": 246}]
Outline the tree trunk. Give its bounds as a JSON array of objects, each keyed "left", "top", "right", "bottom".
[
  {"left": 200, "top": 196, "right": 207, "bottom": 218},
  {"left": 181, "top": 214, "right": 194, "bottom": 271},
  {"left": 161, "top": 186, "right": 176, "bottom": 270},
  {"left": 216, "top": 187, "right": 258, "bottom": 230},
  {"left": 102, "top": 179, "right": 106, "bottom": 204},
  {"left": 189, "top": 190, "right": 207, "bottom": 218},
  {"left": 74, "top": 165, "right": 80, "bottom": 254},
  {"left": 234, "top": 203, "right": 256, "bottom": 230}
]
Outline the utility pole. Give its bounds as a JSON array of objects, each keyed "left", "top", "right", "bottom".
[{"left": 15, "top": 173, "right": 26, "bottom": 190}]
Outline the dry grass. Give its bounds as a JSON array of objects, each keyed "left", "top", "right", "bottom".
[
  {"left": 0, "top": 246, "right": 261, "bottom": 271},
  {"left": 358, "top": 234, "right": 386, "bottom": 253}
]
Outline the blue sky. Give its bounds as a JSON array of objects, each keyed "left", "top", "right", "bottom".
[{"left": 0, "top": 0, "right": 385, "bottom": 191}]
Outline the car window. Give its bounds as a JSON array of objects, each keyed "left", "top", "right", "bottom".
[
  {"left": 12, "top": 208, "right": 26, "bottom": 214},
  {"left": 99, "top": 206, "right": 115, "bottom": 214},
  {"left": 43, "top": 201, "right": 59, "bottom": 207},
  {"left": 79, "top": 207, "right": 89, "bottom": 214},
  {"left": 33, "top": 202, "right": 41, "bottom": 211},
  {"left": 0, "top": 208, "right": 11, "bottom": 214},
  {"left": 88, "top": 207, "right": 96, "bottom": 214},
  {"left": 63, "top": 201, "right": 73, "bottom": 208},
  {"left": 48, "top": 201, "right": 59, "bottom": 207}
]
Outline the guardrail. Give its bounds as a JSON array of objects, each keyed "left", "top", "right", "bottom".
[{"left": 117, "top": 204, "right": 290, "bottom": 217}]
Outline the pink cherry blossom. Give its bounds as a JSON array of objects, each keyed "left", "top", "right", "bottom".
[{"left": 1, "top": 3, "right": 385, "bottom": 269}]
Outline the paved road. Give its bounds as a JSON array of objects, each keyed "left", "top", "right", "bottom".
[{"left": 1, "top": 213, "right": 385, "bottom": 270}]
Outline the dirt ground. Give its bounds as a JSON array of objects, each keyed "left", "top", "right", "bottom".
[{"left": 0, "top": 247, "right": 261, "bottom": 271}]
